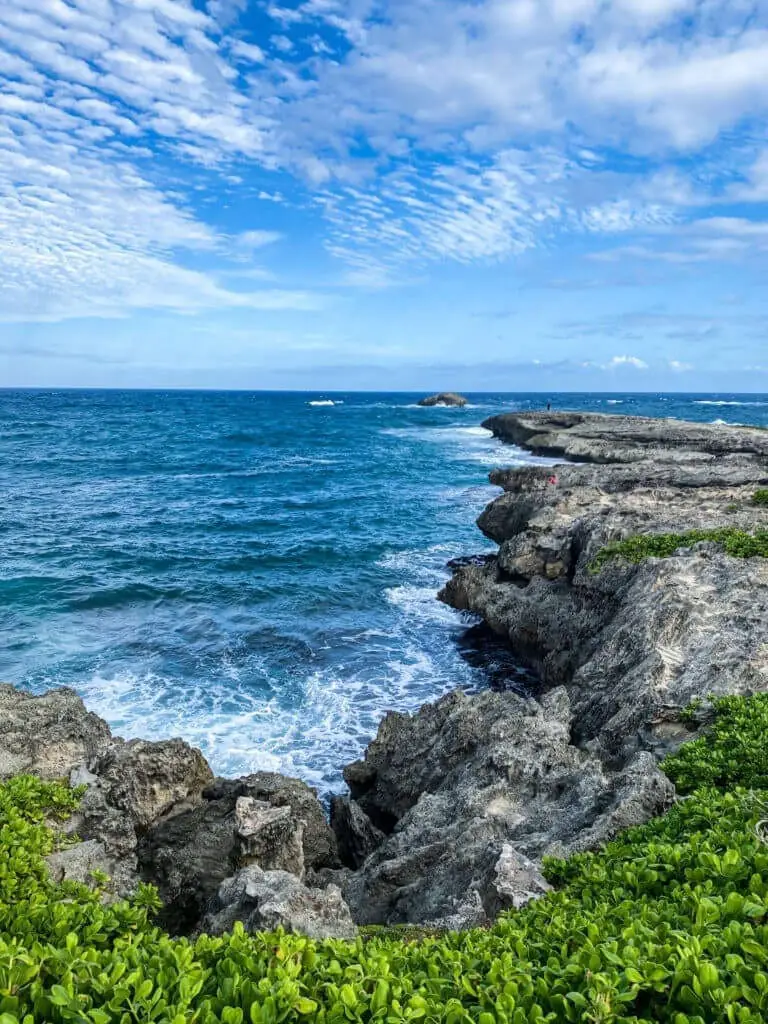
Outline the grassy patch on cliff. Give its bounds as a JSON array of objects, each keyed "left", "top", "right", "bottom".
[
  {"left": 3, "top": 696, "right": 768, "bottom": 1023},
  {"left": 590, "top": 526, "right": 768, "bottom": 572},
  {"left": 753, "top": 489, "right": 768, "bottom": 507}
]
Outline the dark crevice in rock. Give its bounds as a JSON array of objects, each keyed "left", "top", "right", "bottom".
[{"left": 455, "top": 623, "right": 540, "bottom": 696}]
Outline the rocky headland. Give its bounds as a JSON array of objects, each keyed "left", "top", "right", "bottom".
[{"left": 3, "top": 412, "right": 767, "bottom": 939}]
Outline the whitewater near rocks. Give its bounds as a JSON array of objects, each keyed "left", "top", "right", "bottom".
[{"left": 2, "top": 411, "right": 767, "bottom": 936}]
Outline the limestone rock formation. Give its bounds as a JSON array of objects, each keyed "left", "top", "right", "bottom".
[
  {"left": 0, "top": 686, "right": 346, "bottom": 937},
  {"left": 138, "top": 773, "right": 340, "bottom": 933},
  {"left": 201, "top": 866, "right": 357, "bottom": 940},
  {"left": 0, "top": 685, "right": 112, "bottom": 780},
  {"left": 441, "top": 412, "right": 768, "bottom": 764},
  {"left": 339, "top": 687, "right": 672, "bottom": 925}
]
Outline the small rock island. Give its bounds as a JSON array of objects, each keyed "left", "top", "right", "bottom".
[{"left": 417, "top": 392, "right": 468, "bottom": 407}]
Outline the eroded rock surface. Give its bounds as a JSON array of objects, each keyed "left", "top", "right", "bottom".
[
  {"left": 339, "top": 687, "right": 672, "bottom": 925},
  {"left": 441, "top": 412, "right": 768, "bottom": 764},
  {"left": 202, "top": 866, "right": 357, "bottom": 940},
  {"left": 0, "top": 685, "right": 112, "bottom": 780},
  {"left": 0, "top": 686, "right": 348, "bottom": 937}
]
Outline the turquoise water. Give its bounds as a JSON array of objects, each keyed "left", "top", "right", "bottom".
[{"left": 1, "top": 389, "right": 767, "bottom": 792}]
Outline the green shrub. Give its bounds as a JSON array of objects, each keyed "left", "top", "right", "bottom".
[
  {"left": 753, "top": 489, "right": 768, "bottom": 507},
  {"left": 4, "top": 694, "right": 768, "bottom": 1023},
  {"left": 663, "top": 693, "right": 768, "bottom": 794},
  {"left": 590, "top": 527, "right": 768, "bottom": 572}
]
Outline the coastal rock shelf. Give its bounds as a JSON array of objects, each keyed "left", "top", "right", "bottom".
[
  {"left": 2, "top": 412, "right": 767, "bottom": 937},
  {"left": 441, "top": 411, "right": 768, "bottom": 764}
]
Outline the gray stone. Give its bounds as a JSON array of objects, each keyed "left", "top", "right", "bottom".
[
  {"left": 487, "top": 844, "right": 552, "bottom": 915},
  {"left": 137, "top": 773, "right": 338, "bottom": 934},
  {"left": 417, "top": 392, "right": 468, "bottom": 407},
  {"left": 330, "top": 795, "right": 385, "bottom": 868},
  {"left": 441, "top": 411, "right": 768, "bottom": 763},
  {"left": 235, "top": 797, "right": 305, "bottom": 876},
  {"left": 340, "top": 686, "right": 673, "bottom": 926},
  {"left": 202, "top": 866, "right": 357, "bottom": 940},
  {"left": 94, "top": 738, "right": 213, "bottom": 829},
  {"left": 46, "top": 839, "right": 113, "bottom": 890},
  {"left": 0, "top": 685, "right": 112, "bottom": 780}
]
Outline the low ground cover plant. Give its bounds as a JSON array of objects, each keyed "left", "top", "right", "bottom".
[
  {"left": 590, "top": 527, "right": 768, "bottom": 572},
  {"left": 3, "top": 694, "right": 768, "bottom": 1023}
]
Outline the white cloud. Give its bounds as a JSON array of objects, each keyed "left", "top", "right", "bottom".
[
  {"left": 669, "top": 359, "right": 693, "bottom": 370},
  {"left": 235, "top": 230, "right": 283, "bottom": 248},
  {"left": 603, "top": 355, "right": 649, "bottom": 369},
  {"left": 3, "top": 0, "right": 768, "bottom": 322}
]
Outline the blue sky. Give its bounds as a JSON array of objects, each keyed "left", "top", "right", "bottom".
[{"left": 2, "top": 0, "right": 768, "bottom": 390}]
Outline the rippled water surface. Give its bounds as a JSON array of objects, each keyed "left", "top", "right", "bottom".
[{"left": 1, "top": 389, "right": 766, "bottom": 792}]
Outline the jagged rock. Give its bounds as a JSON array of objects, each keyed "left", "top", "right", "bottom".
[
  {"left": 235, "top": 797, "right": 305, "bottom": 875},
  {"left": 0, "top": 685, "right": 112, "bottom": 780},
  {"left": 137, "top": 786, "right": 241, "bottom": 933},
  {"left": 138, "top": 773, "right": 339, "bottom": 933},
  {"left": 441, "top": 412, "right": 768, "bottom": 763},
  {"left": 201, "top": 866, "right": 357, "bottom": 940},
  {"left": 330, "top": 796, "right": 385, "bottom": 868},
  {"left": 94, "top": 738, "right": 213, "bottom": 829},
  {"left": 63, "top": 776, "right": 142, "bottom": 896},
  {"left": 46, "top": 839, "right": 113, "bottom": 890},
  {"left": 235, "top": 772, "right": 339, "bottom": 870},
  {"left": 341, "top": 687, "right": 673, "bottom": 926},
  {"left": 487, "top": 844, "right": 552, "bottom": 915},
  {"left": 417, "top": 392, "right": 468, "bottom": 407}
]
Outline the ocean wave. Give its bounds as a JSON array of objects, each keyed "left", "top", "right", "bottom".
[
  {"left": 606, "top": 400, "right": 623, "bottom": 405},
  {"left": 695, "top": 400, "right": 768, "bottom": 407},
  {"left": 63, "top": 636, "right": 481, "bottom": 795},
  {"left": 307, "top": 400, "right": 341, "bottom": 407}
]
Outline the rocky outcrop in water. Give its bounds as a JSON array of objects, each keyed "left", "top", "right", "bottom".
[
  {"left": 3, "top": 413, "right": 767, "bottom": 935},
  {"left": 417, "top": 392, "right": 468, "bottom": 407}
]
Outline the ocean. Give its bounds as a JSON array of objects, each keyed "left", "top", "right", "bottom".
[{"left": 2, "top": 389, "right": 767, "bottom": 794}]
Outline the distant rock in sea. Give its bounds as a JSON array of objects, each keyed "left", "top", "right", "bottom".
[{"left": 417, "top": 392, "right": 468, "bottom": 407}]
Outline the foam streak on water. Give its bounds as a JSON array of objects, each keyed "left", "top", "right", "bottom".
[{"left": 1, "top": 390, "right": 767, "bottom": 793}]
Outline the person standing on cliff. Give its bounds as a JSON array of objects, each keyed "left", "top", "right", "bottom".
[{"left": 546, "top": 401, "right": 551, "bottom": 411}]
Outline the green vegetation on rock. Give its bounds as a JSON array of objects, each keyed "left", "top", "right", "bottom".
[
  {"left": 753, "top": 489, "right": 768, "bottom": 507},
  {"left": 662, "top": 693, "right": 768, "bottom": 794},
  {"left": 4, "top": 695, "right": 768, "bottom": 1023},
  {"left": 590, "top": 527, "right": 768, "bottom": 573}
]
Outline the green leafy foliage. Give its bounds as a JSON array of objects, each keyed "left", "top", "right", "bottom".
[
  {"left": 663, "top": 694, "right": 768, "bottom": 794},
  {"left": 752, "top": 489, "right": 768, "bottom": 507},
  {"left": 4, "top": 695, "right": 768, "bottom": 1023},
  {"left": 590, "top": 527, "right": 768, "bottom": 572}
]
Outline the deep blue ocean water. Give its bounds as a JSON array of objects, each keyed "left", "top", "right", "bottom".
[{"left": 2, "top": 389, "right": 767, "bottom": 794}]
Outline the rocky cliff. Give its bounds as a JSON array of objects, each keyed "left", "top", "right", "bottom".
[
  {"left": 441, "top": 412, "right": 768, "bottom": 763},
  {"left": 3, "top": 413, "right": 767, "bottom": 938}
]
